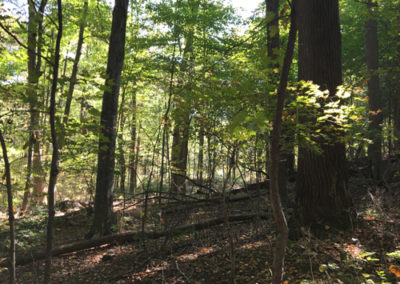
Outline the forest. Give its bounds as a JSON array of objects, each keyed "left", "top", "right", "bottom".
[{"left": 0, "top": 0, "right": 399, "bottom": 283}]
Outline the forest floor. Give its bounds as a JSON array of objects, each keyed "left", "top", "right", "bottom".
[{"left": 0, "top": 175, "right": 400, "bottom": 283}]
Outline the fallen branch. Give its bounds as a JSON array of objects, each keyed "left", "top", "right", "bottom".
[{"left": 0, "top": 213, "right": 268, "bottom": 267}]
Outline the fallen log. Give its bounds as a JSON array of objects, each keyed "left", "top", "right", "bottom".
[
  {"left": 0, "top": 213, "right": 268, "bottom": 267},
  {"left": 163, "top": 181, "right": 270, "bottom": 215}
]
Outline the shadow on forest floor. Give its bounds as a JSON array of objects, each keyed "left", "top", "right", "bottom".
[{"left": 0, "top": 174, "right": 400, "bottom": 283}]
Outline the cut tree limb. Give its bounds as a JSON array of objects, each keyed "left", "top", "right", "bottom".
[{"left": 0, "top": 213, "right": 268, "bottom": 267}]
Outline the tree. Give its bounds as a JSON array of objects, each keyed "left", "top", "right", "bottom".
[
  {"left": 170, "top": 0, "right": 199, "bottom": 195},
  {"left": 26, "top": 0, "right": 48, "bottom": 205},
  {"left": 0, "top": 129, "right": 16, "bottom": 283},
  {"left": 295, "top": 0, "right": 354, "bottom": 232},
  {"left": 392, "top": 14, "right": 400, "bottom": 152},
  {"left": 365, "top": 0, "right": 383, "bottom": 179},
  {"left": 268, "top": 2, "right": 297, "bottom": 282},
  {"left": 44, "top": 0, "right": 63, "bottom": 281},
  {"left": 266, "top": 0, "right": 290, "bottom": 207},
  {"left": 62, "top": 0, "right": 88, "bottom": 127},
  {"left": 88, "top": 0, "right": 129, "bottom": 238}
]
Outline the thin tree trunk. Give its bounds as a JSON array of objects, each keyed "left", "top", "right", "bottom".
[
  {"left": 198, "top": 123, "right": 204, "bottom": 183},
  {"left": 393, "top": 16, "right": 400, "bottom": 152},
  {"left": 159, "top": 40, "right": 176, "bottom": 202},
  {"left": 129, "top": 92, "right": 137, "bottom": 194},
  {"left": 266, "top": 0, "right": 290, "bottom": 207},
  {"left": 63, "top": 0, "right": 88, "bottom": 126},
  {"left": 269, "top": 4, "right": 297, "bottom": 282},
  {"left": 0, "top": 129, "right": 16, "bottom": 284},
  {"left": 117, "top": 87, "right": 127, "bottom": 195},
  {"left": 88, "top": 0, "right": 129, "bottom": 238},
  {"left": 44, "top": 0, "right": 62, "bottom": 281},
  {"left": 365, "top": 0, "right": 382, "bottom": 179}
]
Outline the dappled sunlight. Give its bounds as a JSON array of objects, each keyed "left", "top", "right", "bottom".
[{"left": 176, "top": 247, "right": 216, "bottom": 261}]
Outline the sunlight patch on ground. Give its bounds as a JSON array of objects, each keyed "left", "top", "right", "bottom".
[
  {"left": 238, "top": 241, "right": 265, "bottom": 250},
  {"left": 176, "top": 247, "right": 216, "bottom": 262}
]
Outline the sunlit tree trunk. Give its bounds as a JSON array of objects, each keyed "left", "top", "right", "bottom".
[
  {"left": 295, "top": 0, "right": 354, "bottom": 232},
  {"left": 27, "top": 0, "right": 48, "bottom": 205},
  {"left": 88, "top": 0, "right": 129, "bottom": 238},
  {"left": 365, "top": 0, "right": 382, "bottom": 179}
]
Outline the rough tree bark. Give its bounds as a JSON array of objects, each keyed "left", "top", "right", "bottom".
[
  {"left": 295, "top": 0, "right": 354, "bottom": 232},
  {"left": 365, "top": 0, "right": 382, "bottom": 179},
  {"left": 88, "top": 0, "right": 129, "bottom": 238},
  {"left": 44, "top": 0, "right": 62, "bottom": 282}
]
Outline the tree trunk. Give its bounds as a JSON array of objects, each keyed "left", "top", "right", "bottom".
[
  {"left": 0, "top": 130, "right": 16, "bottom": 284},
  {"left": 117, "top": 87, "right": 127, "bottom": 195},
  {"left": 393, "top": 16, "right": 400, "bottom": 153},
  {"left": 266, "top": 0, "right": 289, "bottom": 207},
  {"left": 62, "top": 0, "right": 88, "bottom": 126},
  {"left": 198, "top": 123, "right": 204, "bottom": 183},
  {"left": 21, "top": 139, "right": 33, "bottom": 213},
  {"left": 295, "top": 0, "right": 354, "bottom": 232},
  {"left": 268, "top": 3, "right": 297, "bottom": 282},
  {"left": 27, "top": 0, "right": 48, "bottom": 205},
  {"left": 171, "top": 119, "right": 190, "bottom": 194},
  {"left": 44, "top": 0, "right": 62, "bottom": 281},
  {"left": 129, "top": 92, "right": 137, "bottom": 194},
  {"left": 365, "top": 0, "right": 382, "bottom": 179},
  {"left": 88, "top": 0, "right": 129, "bottom": 238},
  {"left": 170, "top": 0, "right": 198, "bottom": 196}
]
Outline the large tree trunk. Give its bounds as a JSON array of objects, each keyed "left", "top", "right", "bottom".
[
  {"left": 365, "top": 0, "right": 382, "bottom": 179},
  {"left": 295, "top": 0, "right": 354, "bottom": 232},
  {"left": 27, "top": 0, "right": 48, "bottom": 205},
  {"left": 88, "top": 0, "right": 129, "bottom": 238}
]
